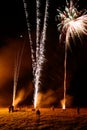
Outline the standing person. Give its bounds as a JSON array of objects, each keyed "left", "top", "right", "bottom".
[
  {"left": 11, "top": 105, "right": 14, "bottom": 112},
  {"left": 8, "top": 105, "right": 14, "bottom": 113}
]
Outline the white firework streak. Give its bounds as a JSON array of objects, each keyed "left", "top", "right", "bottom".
[
  {"left": 12, "top": 43, "right": 25, "bottom": 106},
  {"left": 36, "top": 0, "right": 41, "bottom": 62},
  {"left": 34, "top": 0, "right": 49, "bottom": 108},
  {"left": 23, "top": 0, "right": 36, "bottom": 75},
  {"left": 33, "top": 0, "right": 41, "bottom": 108},
  {"left": 65, "top": 15, "right": 87, "bottom": 45},
  {"left": 56, "top": 0, "right": 87, "bottom": 109}
]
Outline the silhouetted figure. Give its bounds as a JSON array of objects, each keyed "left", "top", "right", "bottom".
[
  {"left": 11, "top": 105, "right": 14, "bottom": 112},
  {"left": 36, "top": 109, "right": 40, "bottom": 116},
  {"left": 9, "top": 105, "right": 14, "bottom": 113}
]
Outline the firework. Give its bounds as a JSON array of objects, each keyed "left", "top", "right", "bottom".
[
  {"left": 12, "top": 43, "right": 25, "bottom": 107},
  {"left": 57, "top": 0, "right": 87, "bottom": 46},
  {"left": 34, "top": 0, "right": 49, "bottom": 108},
  {"left": 36, "top": 0, "right": 41, "bottom": 62},
  {"left": 23, "top": 0, "right": 36, "bottom": 75},
  {"left": 56, "top": 0, "right": 87, "bottom": 109},
  {"left": 23, "top": 0, "right": 49, "bottom": 108}
]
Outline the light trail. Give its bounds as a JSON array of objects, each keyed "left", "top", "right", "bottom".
[
  {"left": 34, "top": 0, "right": 49, "bottom": 108},
  {"left": 23, "top": 0, "right": 36, "bottom": 75},
  {"left": 12, "top": 43, "right": 25, "bottom": 107}
]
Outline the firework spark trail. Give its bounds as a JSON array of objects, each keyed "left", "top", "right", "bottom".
[
  {"left": 23, "top": 0, "right": 36, "bottom": 75},
  {"left": 33, "top": 0, "right": 41, "bottom": 108},
  {"left": 56, "top": 0, "right": 87, "bottom": 109},
  {"left": 36, "top": 0, "right": 41, "bottom": 62},
  {"left": 63, "top": 42, "right": 67, "bottom": 109},
  {"left": 34, "top": 0, "right": 49, "bottom": 108},
  {"left": 12, "top": 43, "right": 25, "bottom": 106}
]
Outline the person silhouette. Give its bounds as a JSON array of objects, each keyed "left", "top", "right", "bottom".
[{"left": 36, "top": 109, "right": 40, "bottom": 116}]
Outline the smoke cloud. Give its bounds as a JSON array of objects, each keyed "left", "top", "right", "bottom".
[
  {"left": 14, "top": 82, "right": 33, "bottom": 107},
  {"left": 60, "top": 95, "right": 73, "bottom": 108},
  {"left": 36, "top": 90, "right": 59, "bottom": 108}
]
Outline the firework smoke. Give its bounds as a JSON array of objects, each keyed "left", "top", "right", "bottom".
[
  {"left": 56, "top": 0, "right": 87, "bottom": 109},
  {"left": 13, "top": 82, "right": 33, "bottom": 107},
  {"left": 61, "top": 95, "right": 73, "bottom": 109},
  {"left": 12, "top": 43, "right": 25, "bottom": 106},
  {"left": 35, "top": 90, "right": 57, "bottom": 108}
]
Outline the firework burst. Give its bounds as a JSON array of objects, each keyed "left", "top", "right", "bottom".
[
  {"left": 57, "top": 0, "right": 87, "bottom": 46},
  {"left": 56, "top": 0, "right": 87, "bottom": 109}
]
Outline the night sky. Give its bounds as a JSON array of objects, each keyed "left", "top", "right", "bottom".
[{"left": 0, "top": 0, "right": 87, "bottom": 108}]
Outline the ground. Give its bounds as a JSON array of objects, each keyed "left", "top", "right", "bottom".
[{"left": 0, "top": 108, "right": 87, "bottom": 130}]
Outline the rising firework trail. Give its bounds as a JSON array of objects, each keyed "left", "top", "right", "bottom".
[
  {"left": 23, "top": 0, "right": 36, "bottom": 75},
  {"left": 12, "top": 43, "right": 25, "bottom": 107},
  {"left": 34, "top": 0, "right": 41, "bottom": 108},
  {"left": 36, "top": 0, "right": 41, "bottom": 62},
  {"left": 56, "top": 0, "right": 87, "bottom": 109},
  {"left": 34, "top": 0, "right": 49, "bottom": 108},
  {"left": 23, "top": 0, "right": 49, "bottom": 108}
]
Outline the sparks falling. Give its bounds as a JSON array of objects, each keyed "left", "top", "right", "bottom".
[
  {"left": 56, "top": 0, "right": 87, "bottom": 109},
  {"left": 57, "top": 0, "right": 87, "bottom": 45}
]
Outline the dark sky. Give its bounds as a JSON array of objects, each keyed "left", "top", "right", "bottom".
[
  {"left": 0, "top": 0, "right": 26, "bottom": 36},
  {"left": 0, "top": 0, "right": 87, "bottom": 108}
]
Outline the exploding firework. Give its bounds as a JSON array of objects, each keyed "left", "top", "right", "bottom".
[
  {"left": 56, "top": 0, "right": 87, "bottom": 109},
  {"left": 57, "top": 0, "right": 87, "bottom": 45}
]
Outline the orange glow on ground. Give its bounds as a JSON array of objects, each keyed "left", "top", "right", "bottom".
[
  {"left": 62, "top": 104, "right": 66, "bottom": 110},
  {"left": 61, "top": 98, "right": 66, "bottom": 110}
]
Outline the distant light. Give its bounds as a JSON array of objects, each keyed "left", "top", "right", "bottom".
[
  {"left": 62, "top": 105, "right": 66, "bottom": 110},
  {"left": 20, "top": 35, "right": 23, "bottom": 38}
]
